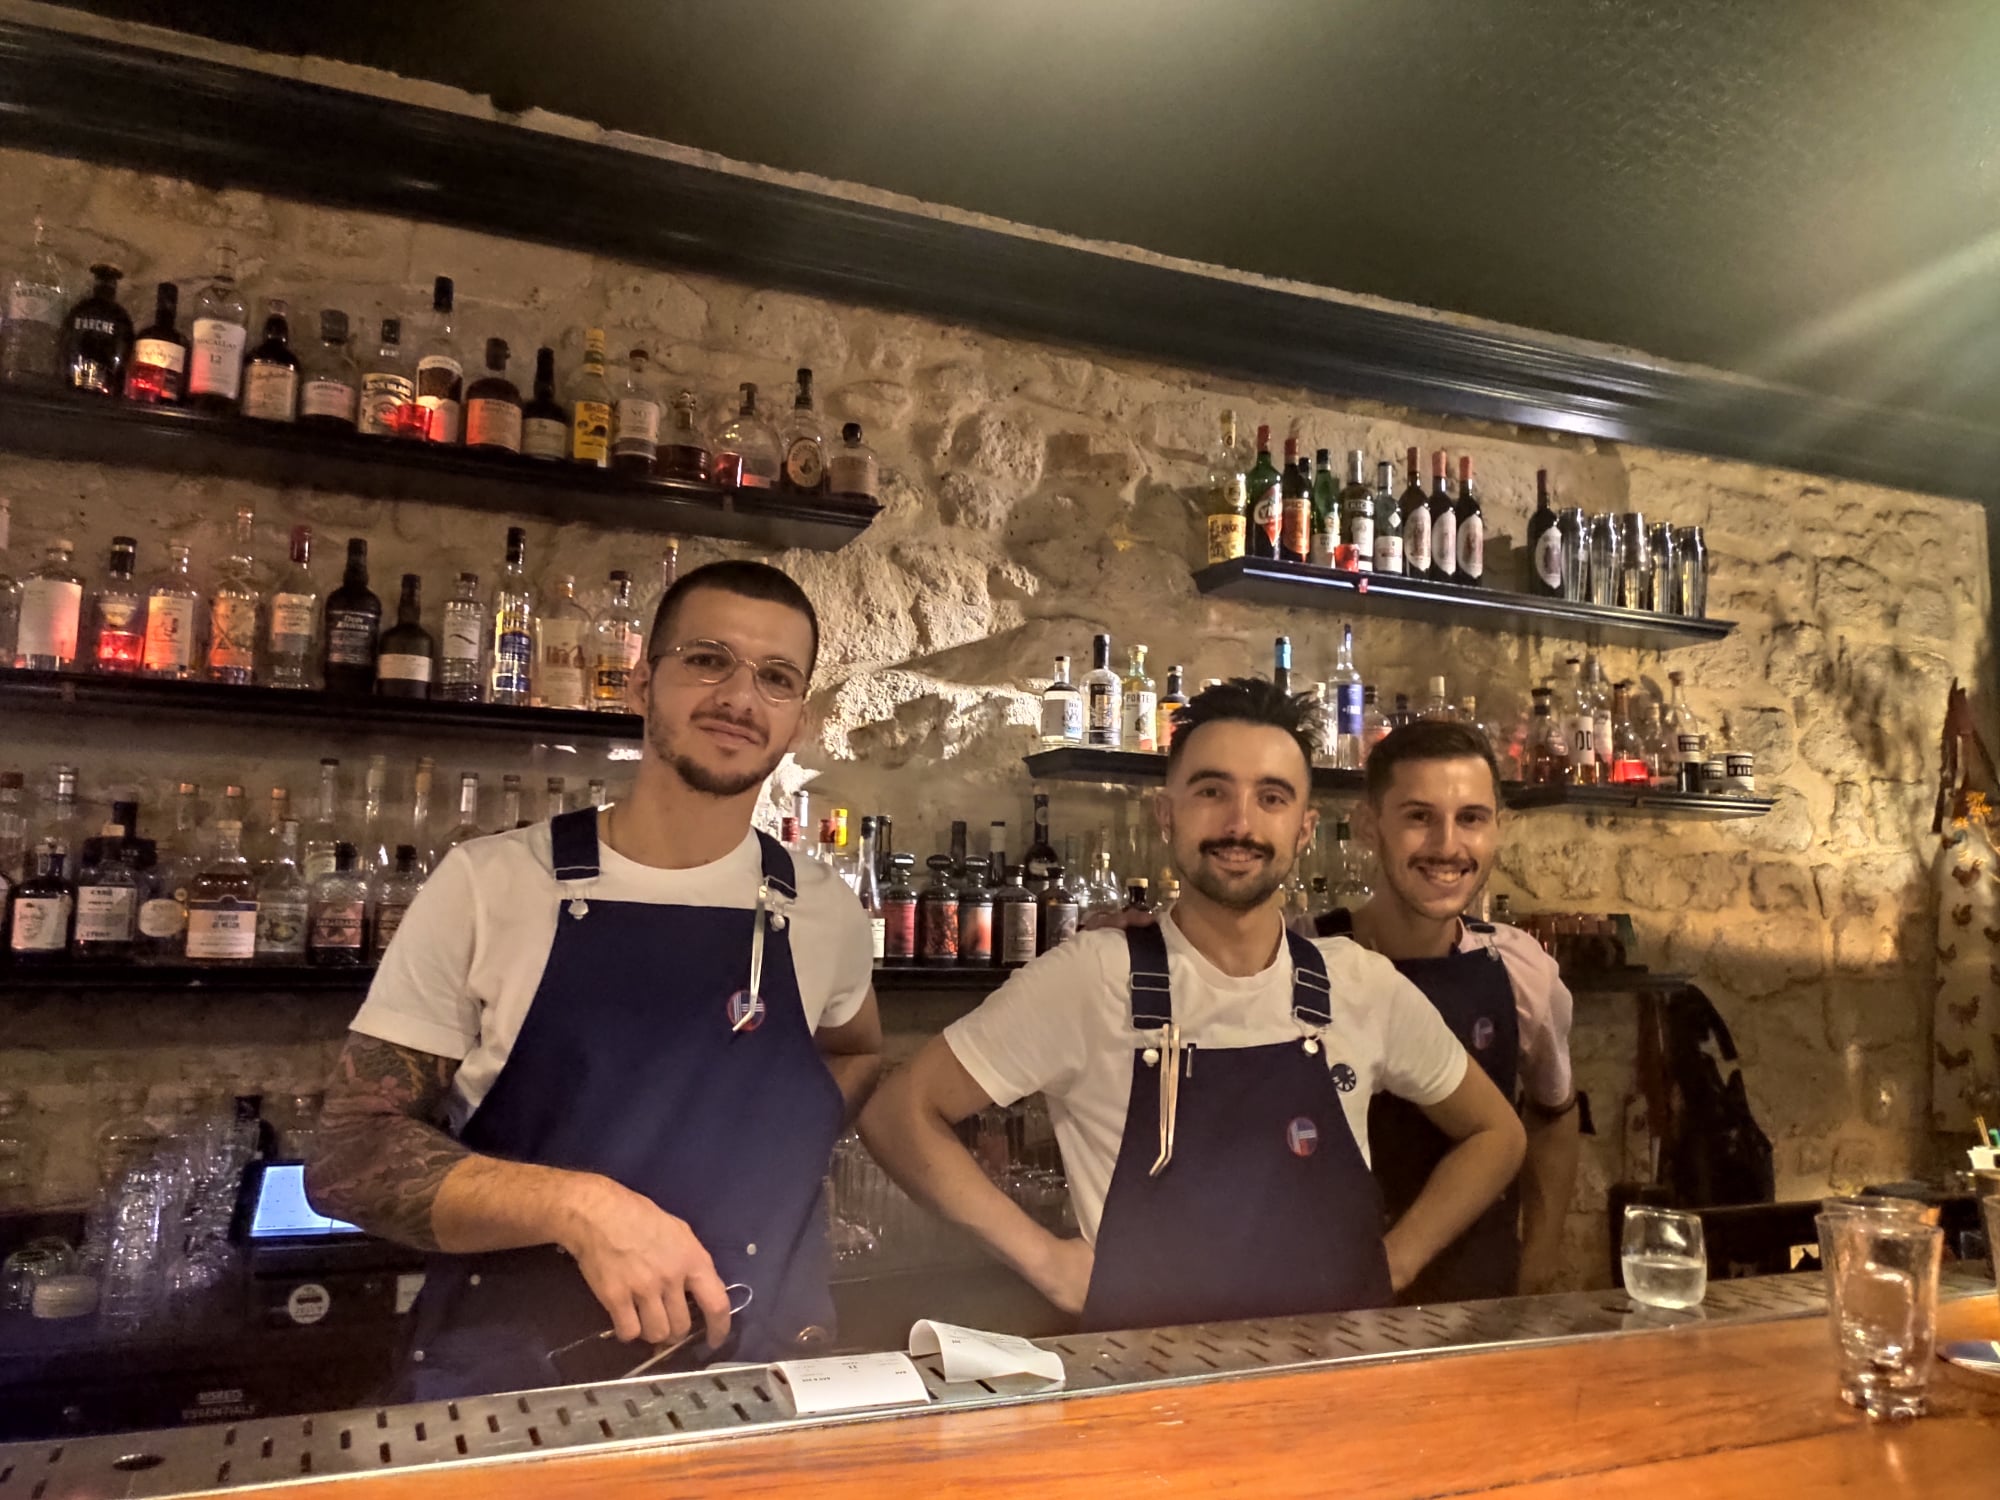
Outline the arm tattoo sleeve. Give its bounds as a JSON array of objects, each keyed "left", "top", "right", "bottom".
[{"left": 304, "top": 1032, "right": 468, "bottom": 1251}]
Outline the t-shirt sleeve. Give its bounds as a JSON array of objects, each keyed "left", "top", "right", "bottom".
[
  {"left": 348, "top": 847, "right": 483, "bottom": 1061},
  {"left": 1489, "top": 925, "right": 1575, "bottom": 1108},
  {"left": 806, "top": 873, "right": 875, "bottom": 1031},
  {"left": 944, "top": 935, "right": 1108, "bottom": 1108},
  {"left": 1371, "top": 958, "right": 1470, "bottom": 1107}
]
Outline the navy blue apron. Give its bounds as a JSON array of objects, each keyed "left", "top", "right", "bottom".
[
  {"left": 1078, "top": 922, "right": 1393, "bottom": 1331},
  {"left": 1321, "top": 909, "right": 1521, "bottom": 1303},
  {"left": 401, "top": 811, "right": 845, "bottom": 1398}
]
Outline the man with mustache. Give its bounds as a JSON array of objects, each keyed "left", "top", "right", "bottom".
[
  {"left": 305, "top": 561, "right": 882, "bottom": 1396},
  {"left": 861, "top": 678, "right": 1523, "bottom": 1327},
  {"left": 1318, "top": 720, "right": 1578, "bottom": 1302}
]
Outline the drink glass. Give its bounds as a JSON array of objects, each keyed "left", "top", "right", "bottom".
[
  {"left": 1587, "top": 514, "right": 1621, "bottom": 607},
  {"left": 1621, "top": 1205, "right": 1706, "bottom": 1309},
  {"left": 1615, "top": 512, "right": 1650, "bottom": 610},
  {"left": 1675, "top": 526, "right": 1707, "bottom": 618},
  {"left": 1557, "top": 507, "right": 1589, "bottom": 602},
  {"left": 1818, "top": 1212, "right": 1942, "bottom": 1420}
]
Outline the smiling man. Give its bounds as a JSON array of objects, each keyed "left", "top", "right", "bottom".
[
  {"left": 1321, "top": 719, "right": 1578, "bottom": 1301},
  {"left": 860, "top": 678, "right": 1523, "bottom": 1329},
  {"left": 305, "top": 561, "right": 881, "bottom": 1398}
]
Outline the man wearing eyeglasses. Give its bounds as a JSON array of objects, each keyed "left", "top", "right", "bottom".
[{"left": 305, "top": 560, "right": 882, "bottom": 1398}]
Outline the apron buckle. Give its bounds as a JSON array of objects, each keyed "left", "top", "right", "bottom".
[
  {"left": 734, "top": 880, "right": 771, "bottom": 1032},
  {"left": 1149, "top": 1021, "right": 1182, "bottom": 1178}
]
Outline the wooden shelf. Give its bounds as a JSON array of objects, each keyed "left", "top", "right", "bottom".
[
  {"left": 0, "top": 389, "right": 878, "bottom": 551},
  {"left": 871, "top": 963, "right": 1015, "bottom": 993},
  {"left": 1191, "top": 558, "right": 1735, "bottom": 650},
  {"left": 0, "top": 962, "right": 375, "bottom": 992},
  {"left": 1024, "top": 747, "right": 1367, "bottom": 796},
  {"left": 1502, "top": 783, "right": 1775, "bottom": 819}
]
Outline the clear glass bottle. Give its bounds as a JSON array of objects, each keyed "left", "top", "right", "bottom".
[
  {"left": 779, "top": 367, "right": 828, "bottom": 492},
  {"left": 443, "top": 771, "right": 483, "bottom": 849},
  {"left": 1330, "top": 621, "right": 1364, "bottom": 769},
  {"left": 611, "top": 347, "right": 661, "bottom": 474},
  {"left": 1120, "top": 644, "right": 1157, "bottom": 753},
  {"left": 186, "top": 244, "right": 248, "bottom": 411},
  {"left": 1361, "top": 683, "right": 1389, "bottom": 759},
  {"left": 359, "top": 315, "right": 418, "bottom": 438},
  {"left": 372, "top": 844, "right": 423, "bottom": 958},
  {"left": 2, "top": 211, "right": 68, "bottom": 387},
  {"left": 61, "top": 262, "right": 133, "bottom": 397},
  {"left": 34, "top": 764, "right": 84, "bottom": 885},
  {"left": 712, "top": 382, "right": 781, "bottom": 488},
  {"left": 206, "top": 505, "right": 260, "bottom": 685},
  {"left": 239, "top": 299, "right": 299, "bottom": 421},
  {"left": 1082, "top": 632, "right": 1120, "bottom": 748},
  {"left": 252, "top": 784, "right": 290, "bottom": 874},
  {"left": 585, "top": 778, "right": 608, "bottom": 809},
  {"left": 464, "top": 336, "right": 522, "bottom": 453},
  {"left": 360, "top": 754, "right": 392, "bottom": 875},
  {"left": 535, "top": 572, "right": 589, "bottom": 710},
  {"left": 0, "top": 771, "right": 25, "bottom": 890},
  {"left": 71, "top": 805, "right": 142, "bottom": 961},
  {"left": 376, "top": 573, "right": 434, "bottom": 699},
  {"left": 636, "top": 537, "right": 680, "bottom": 630},
  {"left": 1039, "top": 654, "right": 1083, "bottom": 747},
  {"left": 413, "top": 275, "right": 462, "bottom": 444},
  {"left": 1418, "top": 674, "right": 1452, "bottom": 722},
  {"left": 520, "top": 346, "right": 566, "bottom": 460},
  {"left": 124, "top": 281, "right": 187, "bottom": 405},
  {"left": 14, "top": 537, "right": 84, "bottom": 670},
  {"left": 298, "top": 309, "right": 359, "bottom": 429},
  {"left": 1666, "top": 670, "right": 1707, "bottom": 793},
  {"left": 0, "top": 494, "right": 18, "bottom": 665},
  {"left": 541, "top": 776, "right": 567, "bottom": 824},
  {"left": 89, "top": 536, "right": 144, "bottom": 674},
  {"left": 854, "top": 815, "right": 885, "bottom": 960},
  {"left": 1526, "top": 686, "right": 1569, "bottom": 785},
  {"left": 497, "top": 773, "right": 525, "bottom": 833},
  {"left": 307, "top": 841, "right": 368, "bottom": 966},
  {"left": 263, "top": 523, "right": 317, "bottom": 689},
  {"left": 404, "top": 759, "right": 437, "bottom": 875},
  {"left": 437, "top": 569, "right": 484, "bottom": 702},
  {"left": 137, "top": 781, "right": 198, "bottom": 958},
  {"left": 827, "top": 422, "right": 878, "bottom": 502},
  {"left": 1582, "top": 655, "right": 1613, "bottom": 781},
  {"left": 302, "top": 757, "right": 344, "bottom": 884},
  {"left": 589, "top": 569, "right": 642, "bottom": 711},
  {"left": 321, "top": 537, "right": 382, "bottom": 693},
  {"left": 1202, "top": 409, "right": 1249, "bottom": 565},
  {"left": 568, "top": 327, "right": 614, "bottom": 467},
  {"left": 1608, "top": 680, "right": 1650, "bottom": 786},
  {"left": 141, "top": 540, "right": 201, "bottom": 680},
  {"left": 1557, "top": 655, "right": 1596, "bottom": 784},
  {"left": 184, "top": 819, "right": 257, "bottom": 964},
  {"left": 7, "top": 839, "right": 71, "bottom": 960},
  {"left": 486, "top": 529, "right": 535, "bottom": 705},
  {"left": 253, "top": 819, "right": 309, "bottom": 962},
  {"left": 0, "top": 1089, "right": 39, "bottom": 1211}
]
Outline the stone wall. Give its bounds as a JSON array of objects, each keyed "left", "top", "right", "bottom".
[{"left": 0, "top": 6, "right": 1987, "bottom": 1285}]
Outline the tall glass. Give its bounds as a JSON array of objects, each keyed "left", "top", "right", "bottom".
[
  {"left": 1675, "top": 525, "right": 1707, "bottom": 618},
  {"left": 1647, "top": 522, "right": 1680, "bottom": 614},
  {"left": 1818, "top": 1212, "right": 1942, "bottom": 1419},
  {"left": 1557, "top": 506, "right": 1588, "bottom": 602},
  {"left": 1614, "top": 512, "right": 1650, "bottom": 610},
  {"left": 1587, "top": 514, "right": 1621, "bottom": 607}
]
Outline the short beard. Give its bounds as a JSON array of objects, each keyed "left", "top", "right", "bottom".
[
  {"left": 1175, "top": 836, "right": 1291, "bottom": 912},
  {"left": 649, "top": 713, "right": 782, "bottom": 799}
]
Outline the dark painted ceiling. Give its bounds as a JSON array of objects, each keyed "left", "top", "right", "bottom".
[{"left": 56, "top": 0, "right": 2000, "bottom": 427}]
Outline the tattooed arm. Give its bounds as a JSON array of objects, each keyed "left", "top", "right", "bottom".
[{"left": 305, "top": 1031, "right": 735, "bottom": 1347}]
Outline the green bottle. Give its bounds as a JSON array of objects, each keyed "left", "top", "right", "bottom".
[
  {"left": 1311, "top": 447, "right": 1338, "bottom": 568},
  {"left": 1245, "top": 423, "right": 1282, "bottom": 560}
]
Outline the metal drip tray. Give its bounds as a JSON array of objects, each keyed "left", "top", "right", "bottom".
[{"left": 2, "top": 1267, "right": 1989, "bottom": 1498}]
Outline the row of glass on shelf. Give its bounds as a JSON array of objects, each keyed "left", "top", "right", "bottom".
[
  {"left": 2, "top": 227, "right": 882, "bottom": 496},
  {"left": 1197, "top": 412, "right": 1711, "bottom": 617},
  {"left": 0, "top": 495, "right": 678, "bottom": 710}
]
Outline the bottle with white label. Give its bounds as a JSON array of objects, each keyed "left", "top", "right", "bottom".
[
  {"left": 413, "top": 275, "right": 462, "bottom": 444},
  {"left": 1083, "top": 633, "right": 1121, "bottom": 749},
  {"left": 239, "top": 299, "right": 299, "bottom": 422},
  {"left": 371, "top": 845, "right": 423, "bottom": 958},
  {"left": 1527, "top": 469, "right": 1562, "bottom": 598},
  {"left": 320, "top": 538, "right": 382, "bottom": 694},
  {"left": 7, "top": 840, "right": 72, "bottom": 961},
  {"left": 611, "top": 347, "right": 661, "bottom": 474},
  {"left": 263, "top": 524, "right": 318, "bottom": 689},
  {"left": 137, "top": 781, "right": 198, "bottom": 957},
  {"left": 487, "top": 528, "right": 534, "bottom": 706},
  {"left": 464, "top": 337, "right": 522, "bottom": 453},
  {"left": 376, "top": 573, "right": 434, "bottom": 699},
  {"left": 520, "top": 347, "right": 566, "bottom": 460},
  {"left": 828, "top": 422, "right": 878, "bottom": 501},
  {"left": 185, "top": 243, "right": 247, "bottom": 412},
  {"left": 535, "top": 574, "right": 589, "bottom": 710},
  {"left": 141, "top": 540, "right": 201, "bottom": 680},
  {"left": 14, "top": 537, "right": 84, "bottom": 670},
  {"left": 1455, "top": 454, "right": 1485, "bottom": 585},
  {"left": 1398, "top": 447, "right": 1431, "bottom": 577},
  {"left": 437, "top": 570, "right": 485, "bottom": 703},
  {"left": 206, "top": 506, "right": 260, "bottom": 685},
  {"left": 72, "top": 806, "right": 143, "bottom": 960},
  {"left": 253, "top": 819, "right": 309, "bottom": 961},
  {"left": 588, "top": 570, "right": 642, "bottom": 711},
  {"left": 1121, "top": 644, "right": 1157, "bottom": 754},
  {"left": 358, "top": 317, "right": 416, "bottom": 437},
  {"left": 779, "top": 366, "right": 828, "bottom": 493},
  {"left": 1039, "top": 654, "right": 1083, "bottom": 747},
  {"left": 298, "top": 310, "right": 359, "bottom": 430},
  {"left": 184, "top": 819, "right": 257, "bottom": 964},
  {"left": 1, "top": 212, "right": 68, "bottom": 388},
  {"left": 308, "top": 842, "right": 369, "bottom": 967}
]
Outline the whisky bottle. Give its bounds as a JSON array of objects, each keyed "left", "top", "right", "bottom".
[
  {"left": 263, "top": 525, "right": 318, "bottom": 689},
  {"left": 61, "top": 262, "right": 132, "bottom": 397},
  {"left": 611, "top": 348, "right": 661, "bottom": 474},
  {"left": 205, "top": 506, "right": 260, "bottom": 686},
  {"left": 184, "top": 819, "right": 258, "bottom": 965},
  {"left": 358, "top": 317, "right": 417, "bottom": 438},
  {"left": 185, "top": 244, "right": 247, "bottom": 412},
  {"left": 1121, "top": 644, "right": 1157, "bottom": 754},
  {"left": 464, "top": 337, "right": 522, "bottom": 453},
  {"left": 535, "top": 574, "right": 589, "bottom": 710},
  {"left": 519, "top": 347, "right": 567, "bottom": 460},
  {"left": 372, "top": 844, "right": 423, "bottom": 957},
  {"left": 124, "top": 282, "right": 186, "bottom": 405},
  {"left": 88, "top": 536, "right": 144, "bottom": 674},
  {"left": 828, "top": 423, "right": 877, "bottom": 501},
  {"left": 568, "top": 328, "right": 613, "bottom": 468},
  {"left": 589, "top": 570, "right": 641, "bottom": 711},
  {"left": 14, "top": 538, "right": 83, "bottom": 670},
  {"left": 413, "top": 275, "right": 463, "bottom": 444},
  {"left": 239, "top": 299, "right": 299, "bottom": 422},
  {"left": 1039, "top": 654, "right": 1083, "bottom": 747},
  {"left": 321, "top": 538, "right": 382, "bottom": 693},
  {"left": 1155, "top": 663, "right": 1188, "bottom": 751},
  {"left": 1083, "top": 633, "right": 1121, "bottom": 748},
  {"left": 712, "top": 382, "right": 781, "bottom": 488},
  {"left": 307, "top": 842, "right": 369, "bottom": 967},
  {"left": 141, "top": 540, "right": 200, "bottom": 680},
  {"left": 1203, "top": 409, "right": 1248, "bottom": 565},
  {"left": 376, "top": 574, "right": 434, "bottom": 699},
  {"left": 298, "top": 310, "right": 359, "bottom": 429},
  {"left": 660, "top": 389, "right": 710, "bottom": 480}
]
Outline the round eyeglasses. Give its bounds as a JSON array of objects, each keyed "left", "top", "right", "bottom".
[{"left": 653, "top": 639, "right": 810, "bottom": 704}]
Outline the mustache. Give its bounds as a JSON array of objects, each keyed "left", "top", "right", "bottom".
[
  {"left": 1199, "top": 838, "right": 1275, "bottom": 860},
  {"left": 692, "top": 709, "right": 768, "bottom": 745}
]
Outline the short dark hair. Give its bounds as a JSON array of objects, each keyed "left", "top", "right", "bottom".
[
  {"left": 647, "top": 561, "right": 820, "bottom": 676},
  {"left": 1364, "top": 719, "right": 1503, "bottom": 804},
  {"left": 1165, "top": 676, "right": 1320, "bottom": 779}
]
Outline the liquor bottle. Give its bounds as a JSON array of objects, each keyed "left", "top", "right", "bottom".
[
  {"left": 404, "top": 759, "right": 437, "bottom": 875},
  {"left": 298, "top": 310, "right": 359, "bottom": 429},
  {"left": 519, "top": 347, "right": 566, "bottom": 460},
  {"left": 137, "top": 781, "right": 198, "bottom": 957},
  {"left": 1399, "top": 446, "right": 1431, "bottom": 578},
  {"left": 1558, "top": 505, "right": 1589, "bottom": 603},
  {"left": 1308, "top": 447, "right": 1337, "bottom": 567},
  {"left": 124, "top": 282, "right": 187, "bottom": 405},
  {"left": 568, "top": 327, "right": 613, "bottom": 467},
  {"left": 437, "top": 570, "right": 484, "bottom": 703},
  {"left": 1273, "top": 635, "right": 1293, "bottom": 695},
  {"left": 72, "top": 805, "right": 143, "bottom": 960},
  {"left": 302, "top": 758, "right": 343, "bottom": 883},
  {"left": 852, "top": 814, "right": 885, "bottom": 959},
  {"left": 184, "top": 244, "right": 249, "bottom": 411},
  {"left": 1156, "top": 663, "right": 1189, "bottom": 751},
  {"left": 1121, "top": 644, "right": 1158, "bottom": 753},
  {"left": 59, "top": 263, "right": 132, "bottom": 397},
  {"left": 1337, "top": 450, "right": 1375, "bottom": 572},
  {"left": 917, "top": 854, "right": 960, "bottom": 965},
  {"left": 1428, "top": 450, "right": 1457, "bottom": 584},
  {"left": 321, "top": 538, "right": 382, "bottom": 693},
  {"left": 1527, "top": 469, "right": 1561, "bottom": 598},
  {"left": 982, "top": 819, "right": 1008, "bottom": 888},
  {"left": 828, "top": 422, "right": 878, "bottom": 502},
  {"left": 1563, "top": 656, "right": 1600, "bottom": 785},
  {"left": 1666, "top": 670, "right": 1707, "bottom": 793},
  {"left": 1036, "top": 852, "right": 1081, "bottom": 953},
  {"left": 358, "top": 317, "right": 417, "bottom": 437},
  {"left": 414, "top": 276, "right": 463, "bottom": 443},
  {"left": 1023, "top": 792, "right": 1059, "bottom": 890},
  {"left": 945, "top": 819, "right": 969, "bottom": 885},
  {"left": 253, "top": 821, "right": 309, "bottom": 962},
  {"left": 957, "top": 841, "right": 994, "bottom": 963},
  {"left": 1082, "top": 632, "right": 1121, "bottom": 748},
  {"left": 464, "top": 337, "right": 523, "bottom": 453},
  {"left": 377, "top": 573, "right": 434, "bottom": 699},
  {"left": 14, "top": 538, "right": 83, "bottom": 670},
  {"left": 89, "top": 536, "right": 144, "bottom": 673},
  {"left": 252, "top": 785, "right": 290, "bottom": 874},
  {"left": 1583, "top": 655, "right": 1613, "bottom": 779},
  {"left": 1608, "top": 680, "right": 1650, "bottom": 785},
  {"left": 1330, "top": 622, "right": 1364, "bottom": 770},
  {"left": 264, "top": 525, "right": 318, "bottom": 689},
  {"left": 1203, "top": 409, "right": 1248, "bottom": 565},
  {"left": 660, "top": 389, "right": 711, "bottom": 480},
  {"left": 1244, "top": 424, "right": 1281, "bottom": 560},
  {"left": 1, "top": 212, "right": 67, "bottom": 388},
  {"left": 611, "top": 348, "right": 661, "bottom": 473},
  {"left": 308, "top": 843, "right": 368, "bottom": 967},
  {"left": 141, "top": 540, "right": 200, "bottom": 680},
  {"left": 780, "top": 367, "right": 828, "bottom": 492},
  {"left": 35, "top": 765, "right": 84, "bottom": 884},
  {"left": 206, "top": 506, "right": 260, "bottom": 685},
  {"left": 881, "top": 852, "right": 918, "bottom": 961},
  {"left": 988, "top": 865, "right": 1033, "bottom": 967},
  {"left": 0, "top": 497, "right": 14, "bottom": 666},
  {"left": 585, "top": 779, "right": 607, "bottom": 810},
  {"left": 0, "top": 772, "right": 24, "bottom": 896},
  {"left": 442, "top": 772, "right": 482, "bottom": 850},
  {"left": 1039, "top": 654, "right": 1083, "bottom": 747},
  {"left": 713, "top": 382, "right": 781, "bottom": 488},
  {"left": 184, "top": 819, "right": 257, "bottom": 965},
  {"left": 589, "top": 570, "right": 642, "bottom": 711},
  {"left": 1361, "top": 684, "right": 1389, "bottom": 759},
  {"left": 372, "top": 844, "right": 423, "bottom": 957},
  {"left": 8, "top": 840, "right": 72, "bottom": 960},
  {"left": 532, "top": 573, "right": 589, "bottom": 710},
  {"left": 1278, "top": 436, "right": 1310, "bottom": 564},
  {"left": 240, "top": 299, "right": 300, "bottom": 421},
  {"left": 498, "top": 773, "right": 526, "bottom": 832},
  {"left": 1387, "top": 690, "right": 1416, "bottom": 731},
  {"left": 1419, "top": 674, "right": 1452, "bottom": 721},
  {"left": 1526, "top": 687, "right": 1568, "bottom": 785},
  {"left": 1373, "top": 460, "right": 1404, "bottom": 575},
  {"left": 369, "top": 759, "right": 402, "bottom": 868},
  {"left": 1455, "top": 455, "right": 1485, "bottom": 585}
]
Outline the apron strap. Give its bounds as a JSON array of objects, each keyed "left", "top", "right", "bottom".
[
  {"left": 1123, "top": 922, "right": 1174, "bottom": 1030},
  {"left": 1284, "top": 929, "right": 1334, "bottom": 1027},
  {"left": 550, "top": 808, "right": 602, "bottom": 882},
  {"left": 755, "top": 829, "right": 797, "bottom": 900}
]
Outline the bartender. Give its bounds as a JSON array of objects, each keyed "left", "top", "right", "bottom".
[
  {"left": 304, "top": 561, "right": 882, "bottom": 1397},
  {"left": 1320, "top": 719, "right": 1579, "bottom": 1301},
  {"left": 861, "top": 679, "right": 1524, "bottom": 1329}
]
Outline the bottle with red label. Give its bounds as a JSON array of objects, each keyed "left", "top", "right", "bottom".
[
  {"left": 1244, "top": 424, "right": 1281, "bottom": 560},
  {"left": 124, "top": 282, "right": 187, "bottom": 405},
  {"left": 917, "top": 854, "right": 960, "bottom": 966},
  {"left": 882, "top": 852, "right": 918, "bottom": 961}
]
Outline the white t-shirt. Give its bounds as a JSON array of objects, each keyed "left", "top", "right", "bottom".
[
  {"left": 944, "top": 911, "right": 1468, "bottom": 1244},
  {"left": 350, "top": 814, "right": 875, "bottom": 1131}
]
